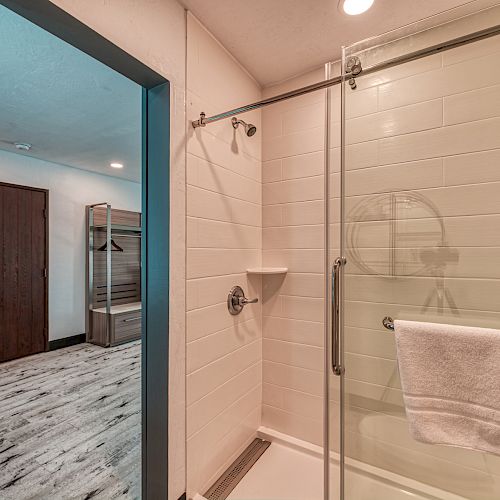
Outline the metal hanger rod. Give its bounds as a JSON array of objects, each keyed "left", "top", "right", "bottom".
[{"left": 192, "top": 23, "right": 500, "bottom": 129}]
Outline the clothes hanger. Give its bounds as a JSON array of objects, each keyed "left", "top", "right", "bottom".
[{"left": 97, "top": 239, "right": 124, "bottom": 252}]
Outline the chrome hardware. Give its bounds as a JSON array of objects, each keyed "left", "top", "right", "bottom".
[
  {"left": 345, "top": 56, "right": 362, "bottom": 76},
  {"left": 227, "top": 286, "right": 258, "bottom": 315},
  {"left": 345, "top": 56, "right": 362, "bottom": 90},
  {"left": 332, "top": 257, "right": 346, "bottom": 376},
  {"left": 382, "top": 316, "right": 395, "bottom": 331},
  {"left": 192, "top": 111, "right": 207, "bottom": 129}
]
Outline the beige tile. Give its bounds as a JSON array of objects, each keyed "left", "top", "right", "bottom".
[
  {"left": 262, "top": 404, "right": 322, "bottom": 446},
  {"left": 262, "top": 205, "right": 283, "bottom": 227},
  {"left": 344, "top": 326, "right": 397, "bottom": 360},
  {"left": 346, "top": 158, "right": 443, "bottom": 196},
  {"left": 187, "top": 248, "right": 260, "bottom": 279},
  {"left": 263, "top": 224, "right": 323, "bottom": 249},
  {"left": 345, "top": 352, "right": 400, "bottom": 389},
  {"left": 282, "top": 101, "right": 324, "bottom": 135},
  {"left": 262, "top": 159, "right": 282, "bottom": 183},
  {"left": 444, "top": 84, "right": 500, "bottom": 125},
  {"left": 263, "top": 383, "right": 322, "bottom": 421},
  {"left": 263, "top": 175, "right": 323, "bottom": 205},
  {"left": 263, "top": 338, "right": 323, "bottom": 372},
  {"left": 263, "top": 249, "right": 323, "bottom": 274},
  {"left": 263, "top": 360, "right": 323, "bottom": 397},
  {"left": 444, "top": 149, "right": 500, "bottom": 186},
  {"left": 283, "top": 200, "right": 324, "bottom": 226},
  {"left": 346, "top": 99, "right": 442, "bottom": 145},
  {"left": 277, "top": 272, "right": 323, "bottom": 298},
  {"left": 282, "top": 151, "right": 324, "bottom": 180},
  {"left": 263, "top": 316, "right": 323, "bottom": 347},
  {"left": 190, "top": 217, "right": 261, "bottom": 249},
  {"left": 187, "top": 340, "right": 261, "bottom": 405},
  {"left": 263, "top": 126, "right": 324, "bottom": 161},
  {"left": 187, "top": 185, "right": 261, "bottom": 227},
  {"left": 187, "top": 362, "right": 261, "bottom": 437},
  {"left": 187, "top": 319, "right": 260, "bottom": 373}
]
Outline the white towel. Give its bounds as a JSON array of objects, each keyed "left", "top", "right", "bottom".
[{"left": 394, "top": 320, "right": 500, "bottom": 455}]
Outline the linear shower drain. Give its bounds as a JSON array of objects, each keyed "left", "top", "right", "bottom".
[{"left": 203, "top": 438, "right": 271, "bottom": 500}]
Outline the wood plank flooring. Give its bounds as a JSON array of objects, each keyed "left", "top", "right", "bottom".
[{"left": 0, "top": 341, "right": 141, "bottom": 499}]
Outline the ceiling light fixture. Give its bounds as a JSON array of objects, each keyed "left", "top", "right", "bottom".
[
  {"left": 110, "top": 162, "right": 123, "bottom": 169},
  {"left": 341, "top": 0, "right": 374, "bottom": 15},
  {"left": 14, "top": 142, "right": 32, "bottom": 151}
]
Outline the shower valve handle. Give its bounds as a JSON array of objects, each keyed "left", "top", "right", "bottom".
[
  {"left": 227, "top": 286, "right": 258, "bottom": 315},
  {"left": 239, "top": 296, "right": 258, "bottom": 305}
]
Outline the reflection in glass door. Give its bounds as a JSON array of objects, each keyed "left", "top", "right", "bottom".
[{"left": 331, "top": 6, "right": 500, "bottom": 500}]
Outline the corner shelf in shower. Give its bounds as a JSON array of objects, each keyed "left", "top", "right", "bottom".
[{"left": 246, "top": 267, "right": 288, "bottom": 275}]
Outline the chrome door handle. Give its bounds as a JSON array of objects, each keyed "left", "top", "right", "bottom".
[{"left": 332, "top": 257, "right": 346, "bottom": 376}]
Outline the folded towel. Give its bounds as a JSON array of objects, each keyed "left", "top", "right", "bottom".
[{"left": 394, "top": 320, "right": 500, "bottom": 455}]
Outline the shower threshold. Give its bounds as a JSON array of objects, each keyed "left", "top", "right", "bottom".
[{"left": 227, "top": 428, "right": 468, "bottom": 500}]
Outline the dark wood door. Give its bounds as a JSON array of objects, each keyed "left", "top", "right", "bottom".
[{"left": 1, "top": 182, "right": 48, "bottom": 362}]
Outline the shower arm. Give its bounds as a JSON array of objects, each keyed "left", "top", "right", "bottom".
[{"left": 192, "top": 23, "right": 500, "bottom": 129}]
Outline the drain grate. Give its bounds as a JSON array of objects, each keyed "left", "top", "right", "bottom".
[{"left": 203, "top": 438, "right": 271, "bottom": 500}]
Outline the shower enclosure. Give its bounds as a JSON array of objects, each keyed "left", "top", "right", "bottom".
[
  {"left": 187, "top": 3, "right": 500, "bottom": 499},
  {"left": 328, "top": 3, "right": 500, "bottom": 499}
]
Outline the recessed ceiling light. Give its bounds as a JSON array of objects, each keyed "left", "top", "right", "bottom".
[
  {"left": 14, "top": 142, "right": 32, "bottom": 151},
  {"left": 110, "top": 162, "right": 123, "bottom": 169},
  {"left": 341, "top": 0, "right": 374, "bottom": 15}
]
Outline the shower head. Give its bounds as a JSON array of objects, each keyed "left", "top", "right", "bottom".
[{"left": 231, "top": 117, "right": 257, "bottom": 137}]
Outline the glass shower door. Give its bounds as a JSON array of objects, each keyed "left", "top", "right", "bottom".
[{"left": 333, "top": 5, "right": 500, "bottom": 499}]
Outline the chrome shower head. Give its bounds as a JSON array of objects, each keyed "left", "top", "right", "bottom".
[{"left": 231, "top": 117, "right": 257, "bottom": 137}]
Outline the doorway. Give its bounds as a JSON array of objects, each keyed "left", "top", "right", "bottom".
[{"left": 0, "top": 182, "right": 48, "bottom": 362}]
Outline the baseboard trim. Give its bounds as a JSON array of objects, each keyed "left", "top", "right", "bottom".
[{"left": 49, "top": 334, "right": 86, "bottom": 351}]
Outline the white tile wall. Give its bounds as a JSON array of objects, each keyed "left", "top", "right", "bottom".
[
  {"left": 186, "top": 14, "right": 262, "bottom": 497},
  {"left": 261, "top": 68, "right": 326, "bottom": 448}
]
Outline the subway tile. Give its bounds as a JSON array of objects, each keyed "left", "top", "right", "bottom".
[
  {"left": 345, "top": 158, "right": 443, "bottom": 196},
  {"left": 262, "top": 159, "right": 282, "bottom": 183},
  {"left": 263, "top": 126, "right": 324, "bottom": 161},
  {"left": 263, "top": 338, "right": 323, "bottom": 372},
  {"left": 444, "top": 149, "right": 500, "bottom": 186},
  {"left": 346, "top": 99, "right": 443, "bottom": 145},
  {"left": 263, "top": 316, "right": 323, "bottom": 347},
  {"left": 263, "top": 175, "right": 323, "bottom": 205},
  {"left": 282, "top": 101, "right": 325, "bottom": 135},
  {"left": 282, "top": 151, "right": 324, "bottom": 179},
  {"left": 444, "top": 84, "right": 500, "bottom": 125},
  {"left": 263, "top": 224, "right": 323, "bottom": 249},
  {"left": 263, "top": 249, "right": 323, "bottom": 273},
  {"left": 263, "top": 383, "right": 322, "bottom": 421},
  {"left": 187, "top": 340, "right": 261, "bottom": 406},
  {"left": 189, "top": 217, "right": 261, "bottom": 249},
  {"left": 187, "top": 185, "right": 261, "bottom": 226},
  {"left": 283, "top": 200, "right": 324, "bottom": 226},
  {"left": 263, "top": 360, "right": 323, "bottom": 397},
  {"left": 379, "top": 117, "right": 500, "bottom": 165},
  {"left": 187, "top": 362, "right": 261, "bottom": 437},
  {"left": 187, "top": 248, "right": 260, "bottom": 279},
  {"left": 262, "top": 404, "right": 322, "bottom": 447},
  {"left": 187, "top": 319, "right": 260, "bottom": 373},
  {"left": 188, "top": 155, "right": 261, "bottom": 204}
]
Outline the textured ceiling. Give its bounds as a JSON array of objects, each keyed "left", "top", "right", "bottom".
[
  {"left": 179, "top": 0, "right": 490, "bottom": 86},
  {"left": 0, "top": 5, "right": 141, "bottom": 182}
]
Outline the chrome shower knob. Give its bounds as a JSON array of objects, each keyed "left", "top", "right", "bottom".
[{"left": 227, "top": 286, "right": 258, "bottom": 315}]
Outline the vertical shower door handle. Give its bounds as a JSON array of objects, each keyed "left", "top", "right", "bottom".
[{"left": 332, "top": 257, "right": 346, "bottom": 376}]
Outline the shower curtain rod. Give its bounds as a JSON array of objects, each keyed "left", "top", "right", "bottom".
[{"left": 192, "top": 23, "right": 500, "bottom": 129}]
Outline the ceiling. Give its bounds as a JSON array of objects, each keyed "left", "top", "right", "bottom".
[
  {"left": 179, "top": 0, "right": 491, "bottom": 86},
  {"left": 0, "top": 5, "right": 142, "bottom": 182}
]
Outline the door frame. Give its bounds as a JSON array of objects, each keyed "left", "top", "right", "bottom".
[
  {"left": 0, "top": 2, "right": 171, "bottom": 498},
  {"left": 0, "top": 181, "right": 49, "bottom": 358}
]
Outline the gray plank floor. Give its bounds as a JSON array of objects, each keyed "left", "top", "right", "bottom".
[{"left": 0, "top": 341, "right": 141, "bottom": 500}]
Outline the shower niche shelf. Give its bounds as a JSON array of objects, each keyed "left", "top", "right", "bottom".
[{"left": 246, "top": 267, "right": 288, "bottom": 275}]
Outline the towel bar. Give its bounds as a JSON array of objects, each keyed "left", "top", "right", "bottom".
[{"left": 382, "top": 316, "right": 395, "bottom": 331}]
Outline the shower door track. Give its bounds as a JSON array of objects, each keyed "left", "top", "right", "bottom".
[{"left": 192, "top": 23, "right": 500, "bottom": 128}]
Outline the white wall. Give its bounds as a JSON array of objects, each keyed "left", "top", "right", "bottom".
[
  {"left": 48, "top": 1, "right": 188, "bottom": 495},
  {"left": 186, "top": 14, "right": 262, "bottom": 497},
  {"left": 0, "top": 149, "right": 141, "bottom": 341}
]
